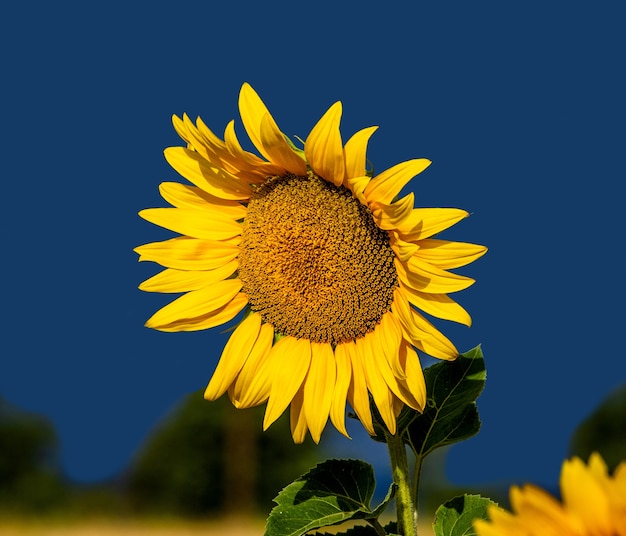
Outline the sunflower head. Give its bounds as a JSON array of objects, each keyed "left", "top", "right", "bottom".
[
  {"left": 474, "top": 453, "right": 626, "bottom": 536},
  {"left": 135, "top": 83, "right": 487, "bottom": 443}
]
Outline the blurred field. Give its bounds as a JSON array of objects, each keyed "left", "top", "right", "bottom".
[
  {"left": 0, "top": 517, "right": 265, "bottom": 536},
  {"left": 0, "top": 517, "right": 435, "bottom": 535}
]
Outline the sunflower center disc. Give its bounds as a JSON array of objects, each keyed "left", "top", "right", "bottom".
[{"left": 239, "top": 173, "right": 398, "bottom": 345}]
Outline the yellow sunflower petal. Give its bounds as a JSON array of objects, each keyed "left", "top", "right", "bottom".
[
  {"left": 392, "top": 288, "right": 459, "bottom": 360},
  {"left": 175, "top": 114, "right": 232, "bottom": 172},
  {"left": 364, "top": 159, "right": 431, "bottom": 205},
  {"left": 588, "top": 452, "right": 610, "bottom": 479},
  {"left": 303, "top": 342, "right": 336, "bottom": 443},
  {"left": 346, "top": 175, "right": 370, "bottom": 205},
  {"left": 223, "top": 120, "right": 284, "bottom": 180},
  {"left": 152, "top": 292, "right": 248, "bottom": 332},
  {"left": 343, "top": 125, "right": 378, "bottom": 180},
  {"left": 415, "top": 239, "right": 488, "bottom": 269},
  {"left": 370, "top": 322, "right": 422, "bottom": 411},
  {"left": 398, "top": 342, "right": 426, "bottom": 411},
  {"left": 263, "top": 337, "right": 311, "bottom": 431},
  {"left": 145, "top": 279, "right": 242, "bottom": 330},
  {"left": 401, "top": 287, "right": 472, "bottom": 326},
  {"left": 510, "top": 485, "right": 578, "bottom": 535},
  {"left": 305, "top": 101, "right": 345, "bottom": 187},
  {"left": 370, "top": 194, "right": 416, "bottom": 231},
  {"left": 398, "top": 208, "right": 469, "bottom": 241},
  {"left": 175, "top": 114, "right": 216, "bottom": 158},
  {"left": 389, "top": 233, "right": 420, "bottom": 261},
  {"left": 228, "top": 322, "right": 275, "bottom": 408},
  {"left": 186, "top": 114, "right": 269, "bottom": 182},
  {"left": 164, "top": 146, "right": 252, "bottom": 201},
  {"left": 158, "top": 182, "right": 247, "bottom": 218},
  {"left": 330, "top": 343, "right": 352, "bottom": 439},
  {"left": 259, "top": 113, "right": 307, "bottom": 175},
  {"left": 474, "top": 506, "right": 527, "bottom": 536},
  {"left": 134, "top": 237, "right": 239, "bottom": 271},
  {"left": 378, "top": 312, "right": 406, "bottom": 379},
  {"left": 359, "top": 332, "right": 396, "bottom": 434},
  {"left": 139, "top": 262, "right": 238, "bottom": 293},
  {"left": 138, "top": 208, "right": 242, "bottom": 241},
  {"left": 172, "top": 113, "right": 191, "bottom": 145},
  {"left": 409, "top": 310, "right": 459, "bottom": 360},
  {"left": 345, "top": 340, "right": 375, "bottom": 435},
  {"left": 204, "top": 312, "right": 262, "bottom": 401},
  {"left": 289, "top": 386, "right": 308, "bottom": 444},
  {"left": 238, "top": 83, "right": 286, "bottom": 166},
  {"left": 396, "top": 256, "right": 475, "bottom": 294},
  {"left": 561, "top": 457, "right": 613, "bottom": 533}
]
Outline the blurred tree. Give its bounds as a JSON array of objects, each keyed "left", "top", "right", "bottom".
[
  {"left": 126, "top": 390, "right": 319, "bottom": 517},
  {"left": 0, "top": 397, "right": 67, "bottom": 513},
  {"left": 569, "top": 383, "right": 626, "bottom": 473}
]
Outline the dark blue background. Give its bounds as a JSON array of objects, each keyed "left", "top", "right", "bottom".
[{"left": 2, "top": 1, "right": 624, "bottom": 489}]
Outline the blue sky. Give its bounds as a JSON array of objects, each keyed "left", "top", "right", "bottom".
[{"left": 2, "top": 1, "right": 624, "bottom": 490}]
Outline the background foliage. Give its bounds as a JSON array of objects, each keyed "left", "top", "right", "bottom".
[{"left": 569, "top": 383, "right": 626, "bottom": 473}]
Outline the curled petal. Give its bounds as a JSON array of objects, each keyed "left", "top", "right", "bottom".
[
  {"left": 305, "top": 101, "right": 345, "bottom": 186},
  {"left": 259, "top": 113, "right": 307, "bottom": 175},
  {"left": 164, "top": 146, "right": 252, "bottom": 201},
  {"left": 364, "top": 159, "right": 431, "bottom": 205},
  {"left": 239, "top": 82, "right": 287, "bottom": 166},
  {"left": 344, "top": 126, "right": 377, "bottom": 180}
]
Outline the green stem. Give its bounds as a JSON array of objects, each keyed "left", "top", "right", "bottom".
[
  {"left": 367, "top": 518, "right": 388, "bottom": 536},
  {"left": 386, "top": 431, "right": 417, "bottom": 535},
  {"left": 412, "top": 453, "right": 423, "bottom": 513}
]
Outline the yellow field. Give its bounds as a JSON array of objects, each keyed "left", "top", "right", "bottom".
[
  {"left": 0, "top": 517, "right": 434, "bottom": 535},
  {"left": 0, "top": 517, "right": 264, "bottom": 536}
]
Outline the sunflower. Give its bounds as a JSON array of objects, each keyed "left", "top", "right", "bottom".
[
  {"left": 135, "top": 83, "right": 486, "bottom": 443},
  {"left": 474, "top": 453, "right": 626, "bottom": 536}
]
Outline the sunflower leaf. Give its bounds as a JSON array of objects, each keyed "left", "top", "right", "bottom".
[
  {"left": 307, "top": 527, "right": 382, "bottom": 536},
  {"left": 403, "top": 345, "right": 485, "bottom": 455},
  {"left": 432, "top": 494, "right": 497, "bottom": 536},
  {"left": 368, "top": 346, "right": 485, "bottom": 451},
  {"left": 264, "top": 459, "right": 390, "bottom": 536}
]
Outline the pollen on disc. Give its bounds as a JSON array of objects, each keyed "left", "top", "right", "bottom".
[{"left": 238, "top": 173, "right": 398, "bottom": 346}]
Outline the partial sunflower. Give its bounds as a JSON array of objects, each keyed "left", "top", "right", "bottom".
[
  {"left": 135, "top": 83, "right": 486, "bottom": 443},
  {"left": 474, "top": 453, "right": 626, "bottom": 536}
]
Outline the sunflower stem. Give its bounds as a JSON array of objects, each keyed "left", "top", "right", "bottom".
[
  {"left": 386, "top": 431, "right": 418, "bottom": 535},
  {"left": 367, "top": 518, "right": 388, "bottom": 536},
  {"left": 412, "top": 453, "right": 424, "bottom": 515}
]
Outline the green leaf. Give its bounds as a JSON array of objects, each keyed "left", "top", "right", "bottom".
[
  {"left": 404, "top": 345, "right": 486, "bottom": 456},
  {"left": 264, "top": 459, "right": 391, "bottom": 536},
  {"left": 383, "top": 521, "right": 399, "bottom": 535},
  {"left": 308, "top": 526, "right": 380, "bottom": 536},
  {"left": 432, "top": 494, "right": 497, "bottom": 536},
  {"left": 370, "top": 481, "right": 396, "bottom": 519}
]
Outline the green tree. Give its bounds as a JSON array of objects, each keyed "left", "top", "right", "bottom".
[
  {"left": 126, "top": 390, "right": 319, "bottom": 517},
  {"left": 569, "top": 383, "right": 626, "bottom": 473},
  {"left": 0, "top": 397, "right": 67, "bottom": 513}
]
